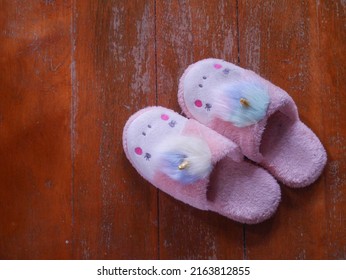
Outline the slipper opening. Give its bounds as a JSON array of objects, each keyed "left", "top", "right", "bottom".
[{"left": 259, "top": 108, "right": 326, "bottom": 187}]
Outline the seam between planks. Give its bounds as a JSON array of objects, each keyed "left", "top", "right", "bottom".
[{"left": 236, "top": 0, "right": 241, "bottom": 65}]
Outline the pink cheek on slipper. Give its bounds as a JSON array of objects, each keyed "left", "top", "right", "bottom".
[
  {"left": 161, "top": 114, "right": 169, "bottom": 121},
  {"left": 134, "top": 147, "right": 143, "bottom": 155},
  {"left": 195, "top": 100, "right": 203, "bottom": 108},
  {"left": 214, "top": 64, "right": 222, "bottom": 69}
]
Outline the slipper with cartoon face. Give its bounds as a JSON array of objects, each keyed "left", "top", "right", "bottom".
[
  {"left": 178, "top": 58, "right": 327, "bottom": 188},
  {"left": 123, "top": 106, "right": 281, "bottom": 224}
]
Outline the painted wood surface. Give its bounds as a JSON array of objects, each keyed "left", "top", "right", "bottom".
[
  {"left": 0, "top": 0, "right": 345, "bottom": 259},
  {"left": 0, "top": 0, "right": 73, "bottom": 259}
]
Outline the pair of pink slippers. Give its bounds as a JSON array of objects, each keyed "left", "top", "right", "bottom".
[{"left": 123, "top": 58, "right": 327, "bottom": 224}]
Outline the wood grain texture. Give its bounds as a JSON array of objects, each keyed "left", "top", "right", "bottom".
[
  {"left": 156, "top": 0, "right": 243, "bottom": 259},
  {"left": 238, "top": 0, "right": 346, "bottom": 259},
  {"left": 71, "top": 0, "right": 158, "bottom": 259},
  {"left": 0, "top": 0, "right": 345, "bottom": 260},
  {"left": 0, "top": 0, "right": 73, "bottom": 259}
]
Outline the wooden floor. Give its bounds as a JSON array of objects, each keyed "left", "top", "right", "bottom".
[{"left": 0, "top": 0, "right": 345, "bottom": 260}]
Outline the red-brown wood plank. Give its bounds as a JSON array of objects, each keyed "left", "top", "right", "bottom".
[
  {"left": 238, "top": 0, "right": 346, "bottom": 259},
  {"left": 71, "top": 0, "right": 158, "bottom": 259},
  {"left": 0, "top": 1, "right": 73, "bottom": 259},
  {"left": 156, "top": 0, "right": 244, "bottom": 259}
]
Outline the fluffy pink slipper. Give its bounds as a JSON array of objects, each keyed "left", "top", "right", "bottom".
[
  {"left": 123, "top": 106, "right": 281, "bottom": 224},
  {"left": 178, "top": 58, "right": 327, "bottom": 188}
]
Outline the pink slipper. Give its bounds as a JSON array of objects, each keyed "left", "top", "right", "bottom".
[
  {"left": 178, "top": 58, "right": 327, "bottom": 188},
  {"left": 123, "top": 106, "right": 281, "bottom": 224}
]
